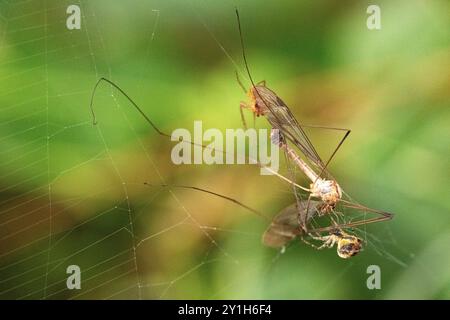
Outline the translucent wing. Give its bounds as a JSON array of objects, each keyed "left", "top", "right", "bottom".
[
  {"left": 253, "top": 85, "right": 328, "bottom": 174},
  {"left": 262, "top": 200, "right": 320, "bottom": 248},
  {"left": 307, "top": 199, "right": 394, "bottom": 234}
]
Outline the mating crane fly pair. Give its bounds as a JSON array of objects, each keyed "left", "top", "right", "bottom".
[{"left": 90, "top": 9, "right": 393, "bottom": 259}]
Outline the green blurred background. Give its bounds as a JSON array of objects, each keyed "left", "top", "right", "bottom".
[{"left": 0, "top": 0, "right": 449, "bottom": 299}]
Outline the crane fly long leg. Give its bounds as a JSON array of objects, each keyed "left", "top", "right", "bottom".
[
  {"left": 340, "top": 199, "right": 394, "bottom": 221},
  {"left": 297, "top": 123, "right": 351, "bottom": 175},
  {"left": 90, "top": 77, "right": 309, "bottom": 192},
  {"left": 307, "top": 201, "right": 394, "bottom": 234},
  {"left": 143, "top": 183, "right": 270, "bottom": 221},
  {"left": 90, "top": 77, "right": 169, "bottom": 137},
  {"left": 299, "top": 124, "right": 350, "bottom": 132},
  {"left": 318, "top": 129, "right": 350, "bottom": 182},
  {"left": 309, "top": 127, "right": 351, "bottom": 183},
  {"left": 239, "top": 102, "right": 249, "bottom": 130},
  {"left": 308, "top": 216, "right": 392, "bottom": 234}
]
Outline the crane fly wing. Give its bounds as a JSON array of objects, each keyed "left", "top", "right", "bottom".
[
  {"left": 307, "top": 200, "right": 394, "bottom": 233},
  {"left": 262, "top": 204, "right": 300, "bottom": 248},
  {"left": 262, "top": 200, "right": 320, "bottom": 248},
  {"left": 253, "top": 85, "right": 328, "bottom": 174}
]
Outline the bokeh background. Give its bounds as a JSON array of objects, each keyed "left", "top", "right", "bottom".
[{"left": 0, "top": 0, "right": 449, "bottom": 299}]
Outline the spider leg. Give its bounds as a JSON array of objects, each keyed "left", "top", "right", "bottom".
[{"left": 300, "top": 236, "right": 328, "bottom": 250}]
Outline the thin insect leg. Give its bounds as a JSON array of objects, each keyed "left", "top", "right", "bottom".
[
  {"left": 306, "top": 216, "right": 322, "bottom": 238},
  {"left": 333, "top": 210, "right": 344, "bottom": 226},
  {"left": 329, "top": 206, "right": 344, "bottom": 226},
  {"left": 300, "top": 236, "right": 323, "bottom": 250},
  {"left": 301, "top": 235, "right": 331, "bottom": 250},
  {"left": 311, "top": 234, "right": 337, "bottom": 250},
  {"left": 326, "top": 237, "right": 337, "bottom": 248},
  {"left": 305, "top": 199, "right": 393, "bottom": 235},
  {"left": 235, "top": 9, "right": 256, "bottom": 88},
  {"left": 90, "top": 77, "right": 213, "bottom": 154},
  {"left": 144, "top": 182, "right": 269, "bottom": 221},
  {"left": 299, "top": 124, "right": 351, "bottom": 132},
  {"left": 239, "top": 102, "right": 249, "bottom": 130},
  {"left": 341, "top": 201, "right": 394, "bottom": 230},
  {"left": 341, "top": 200, "right": 394, "bottom": 222},
  {"left": 315, "top": 128, "right": 351, "bottom": 181},
  {"left": 90, "top": 77, "right": 308, "bottom": 192},
  {"left": 327, "top": 213, "right": 341, "bottom": 230},
  {"left": 257, "top": 80, "right": 266, "bottom": 86},
  {"left": 300, "top": 123, "right": 351, "bottom": 179},
  {"left": 268, "top": 170, "right": 310, "bottom": 192},
  {"left": 308, "top": 206, "right": 393, "bottom": 234},
  {"left": 90, "top": 77, "right": 169, "bottom": 137},
  {"left": 192, "top": 7, "right": 250, "bottom": 84}
]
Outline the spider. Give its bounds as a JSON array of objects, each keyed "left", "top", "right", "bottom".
[{"left": 309, "top": 230, "right": 363, "bottom": 259}]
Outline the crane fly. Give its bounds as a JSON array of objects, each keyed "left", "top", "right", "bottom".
[{"left": 234, "top": 8, "right": 393, "bottom": 236}]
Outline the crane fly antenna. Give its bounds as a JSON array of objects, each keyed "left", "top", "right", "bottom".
[
  {"left": 235, "top": 9, "right": 285, "bottom": 122},
  {"left": 235, "top": 8, "right": 257, "bottom": 89},
  {"left": 235, "top": 71, "right": 247, "bottom": 93}
]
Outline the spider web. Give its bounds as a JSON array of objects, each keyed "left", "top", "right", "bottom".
[{"left": 0, "top": 0, "right": 408, "bottom": 300}]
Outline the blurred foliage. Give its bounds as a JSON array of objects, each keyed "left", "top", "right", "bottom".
[{"left": 0, "top": 0, "right": 448, "bottom": 299}]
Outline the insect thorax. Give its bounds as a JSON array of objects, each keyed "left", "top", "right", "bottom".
[{"left": 310, "top": 179, "right": 342, "bottom": 205}]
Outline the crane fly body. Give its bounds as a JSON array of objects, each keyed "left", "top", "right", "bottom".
[
  {"left": 240, "top": 76, "right": 392, "bottom": 239},
  {"left": 235, "top": 8, "right": 344, "bottom": 214},
  {"left": 241, "top": 82, "right": 343, "bottom": 213}
]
